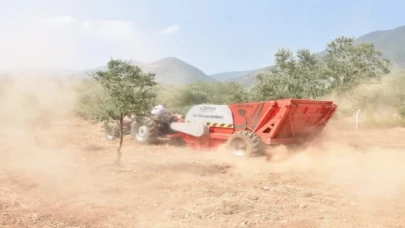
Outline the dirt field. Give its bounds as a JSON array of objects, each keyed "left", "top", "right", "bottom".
[{"left": 1, "top": 117, "right": 405, "bottom": 228}]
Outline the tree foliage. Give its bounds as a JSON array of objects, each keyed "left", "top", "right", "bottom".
[
  {"left": 250, "top": 48, "right": 327, "bottom": 101},
  {"left": 250, "top": 36, "right": 391, "bottom": 101},
  {"left": 88, "top": 58, "right": 157, "bottom": 164},
  {"left": 323, "top": 36, "right": 391, "bottom": 94},
  {"left": 156, "top": 81, "right": 248, "bottom": 114}
]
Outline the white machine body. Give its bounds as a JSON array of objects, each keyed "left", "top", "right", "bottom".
[{"left": 185, "top": 104, "right": 233, "bottom": 125}]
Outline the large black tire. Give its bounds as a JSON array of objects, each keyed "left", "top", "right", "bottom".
[
  {"left": 131, "top": 117, "right": 159, "bottom": 144},
  {"left": 226, "top": 130, "right": 265, "bottom": 157}
]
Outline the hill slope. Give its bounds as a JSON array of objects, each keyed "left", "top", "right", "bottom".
[
  {"left": 209, "top": 70, "right": 256, "bottom": 81},
  {"left": 355, "top": 25, "right": 405, "bottom": 68},
  {"left": 143, "top": 57, "right": 215, "bottom": 85},
  {"left": 81, "top": 57, "right": 215, "bottom": 86},
  {"left": 226, "top": 67, "right": 271, "bottom": 88}
]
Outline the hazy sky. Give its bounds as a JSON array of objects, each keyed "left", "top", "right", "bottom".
[{"left": 0, "top": 0, "right": 403, "bottom": 74}]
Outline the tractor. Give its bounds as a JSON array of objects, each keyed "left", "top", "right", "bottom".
[
  {"left": 105, "top": 98, "right": 338, "bottom": 159},
  {"left": 104, "top": 115, "right": 134, "bottom": 140},
  {"left": 104, "top": 112, "right": 184, "bottom": 144},
  {"left": 131, "top": 112, "right": 183, "bottom": 144}
]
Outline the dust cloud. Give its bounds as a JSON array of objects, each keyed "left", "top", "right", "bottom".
[
  {"left": 272, "top": 135, "right": 405, "bottom": 200},
  {"left": 0, "top": 75, "right": 87, "bottom": 195},
  {"left": 326, "top": 71, "right": 405, "bottom": 124},
  {"left": 290, "top": 72, "right": 405, "bottom": 201},
  {"left": 210, "top": 127, "right": 405, "bottom": 216}
]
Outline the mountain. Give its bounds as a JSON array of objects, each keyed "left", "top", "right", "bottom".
[
  {"left": 142, "top": 57, "right": 215, "bottom": 85},
  {"left": 0, "top": 57, "right": 216, "bottom": 86},
  {"left": 80, "top": 57, "right": 215, "bottom": 85},
  {"left": 227, "top": 67, "right": 271, "bottom": 88},
  {"left": 209, "top": 70, "right": 256, "bottom": 81},
  {"left": 355, "top": 25, "right": 405, "bottom": 68}
]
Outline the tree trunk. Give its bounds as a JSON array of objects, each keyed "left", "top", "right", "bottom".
[{"left": 115, "top": 115, "right": 124, "bottom": 165}]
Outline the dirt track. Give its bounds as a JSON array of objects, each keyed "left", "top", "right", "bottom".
[{"left": 1, "top": 118, "right": 405, "bottom": 228}]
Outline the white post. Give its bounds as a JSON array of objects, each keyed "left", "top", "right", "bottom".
[{"left": 355, "top": 109, "right": 361, "bottom": 131}]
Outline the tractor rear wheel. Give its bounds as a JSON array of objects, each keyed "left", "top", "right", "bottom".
[
  {"left": 131, "top": 117, "right": 159, "bottom": 144},
  {"left": 226, "top": 130, "right": 264, "bottom": 157}
]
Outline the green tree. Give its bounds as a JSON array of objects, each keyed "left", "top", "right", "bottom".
[
  {"left": 208, "top": 81, "right": 249, "bottom": 104},
  {"left": 250, "top": 36, "right": 391, "bottom": 102},
  {"left": 156, "top": 81, "right": 249, "bottom": 114},
  {"left": 90, "top": 58, "right": 157, "bottom": 165},
  {"left": 156, "top": 81, "right": 210, "bottom": 114},
  {"left": 250, "top": 48, "right": 325, "bottom": 101},
  {"left": 323, "top": 36, "right": 391, "bottom": 95}
]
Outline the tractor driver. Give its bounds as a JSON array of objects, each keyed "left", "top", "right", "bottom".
[{"left": 123, "top": 112, "right": 133, "bottom": 124}]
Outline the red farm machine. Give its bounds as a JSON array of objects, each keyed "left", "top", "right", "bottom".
[{"left": 169, "top": 98, "right": 337, "bottom": 157}]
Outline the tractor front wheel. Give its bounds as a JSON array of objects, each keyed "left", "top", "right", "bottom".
[
  {"left": 105, "top": 124, "right": 120, "bottom": 140},
  {"left": 226, "top": 130, "right": 264, "bottom": 157},
  {"left": 131, "top": 117, "right": 159, "bottom": 144}
]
